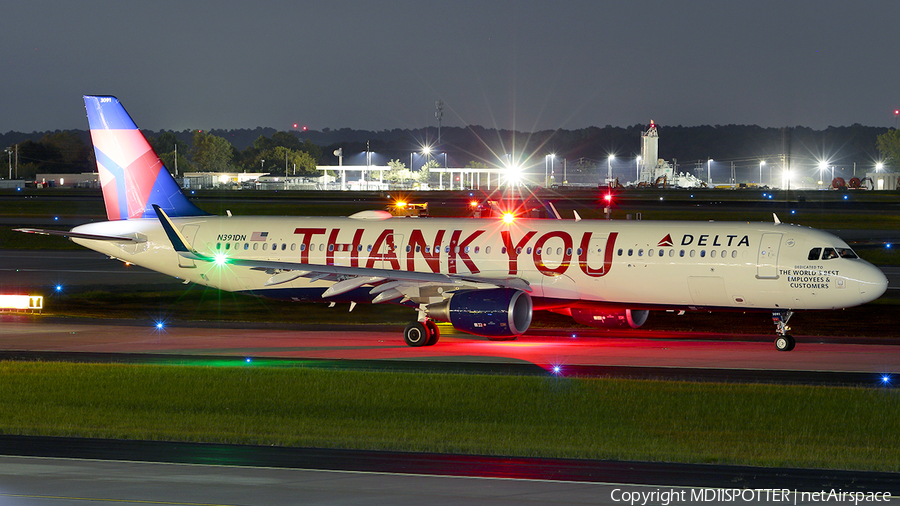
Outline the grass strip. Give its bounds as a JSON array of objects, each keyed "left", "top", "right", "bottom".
[{"left": 1, "top": 361, "right": 897, "bottom": 472}]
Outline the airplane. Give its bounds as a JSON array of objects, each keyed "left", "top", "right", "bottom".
[{"left": 16, "top": 96, "right": 889, "bottom": 351}]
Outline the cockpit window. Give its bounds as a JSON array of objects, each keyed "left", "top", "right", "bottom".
[
  {"left": 837, "top": 248, "right": 858, "bottom": 259},
  {"left": 808, "top": 248, "right": 821, "bottom": 261},
  {"left": 822, "top": 248, "right": 839, "bottom": 260}
]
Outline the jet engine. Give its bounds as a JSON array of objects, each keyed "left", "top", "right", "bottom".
[
  {"left": 569, "top": 307, "right": 649, "bottom": 329},
  {"left": 427, "top": 288, "right": 532, "bottom": 338}
]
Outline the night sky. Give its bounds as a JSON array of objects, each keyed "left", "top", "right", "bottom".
[{"left": 3, "top": 1, "right": 899, "bottom": 133}]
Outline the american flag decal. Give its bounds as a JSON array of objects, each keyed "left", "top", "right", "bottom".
[{"left": 250, "top": 231, "right": 269, "bottom": 241}]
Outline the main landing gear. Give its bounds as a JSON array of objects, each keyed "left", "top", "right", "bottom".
[
  {"left": 772, "top": 310, "right": 795, "bottom": 351},
  {"left": 404, "top": 319, "right": 440, "bottom": 347}
]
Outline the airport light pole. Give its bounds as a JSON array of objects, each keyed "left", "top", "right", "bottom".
[
  {"left": 607, "top": 154, "right": 615, "bottom": 183},
  {"left": 545, "top": 154, "right": 555, "bottom": 187},
  {"left": 707, "top": 158, "right": 713, "bottom": 186},
  {"left": 759, "top": 160, "right": 766, "bottom": 186},
  {"left": 636, "top": 156, "right": 641, "bottom": 182},
  {"left": 4, "top": 148, "right": 10, "bottom": 179}
]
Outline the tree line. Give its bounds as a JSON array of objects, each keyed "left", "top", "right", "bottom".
[{"left": 2, "top": 123, "right": 898, "bottom": 182}]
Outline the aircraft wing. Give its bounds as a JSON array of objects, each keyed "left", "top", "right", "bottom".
[
  {"left": 13, "top": 228, "right": 142, "bottom": 243},
  {"left": 152, "top": 205, "right": 531, "bottom": 304}
]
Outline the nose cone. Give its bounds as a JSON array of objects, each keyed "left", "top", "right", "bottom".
[{"left": 858, "top": 263, "right": 888, "bottom": 304}]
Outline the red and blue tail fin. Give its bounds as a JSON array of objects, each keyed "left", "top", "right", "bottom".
[{"left": 84, "top": 95, "right": 207, "bottom": 221}]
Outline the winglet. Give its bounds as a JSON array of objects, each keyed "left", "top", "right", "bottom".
[
  {"left": 773, "top": 213, "right": 781, "bottom": 224},
  {"left": 153, "top": 204, "right": 201, "bottom": 256},
  {"left": 573, "top": 210, "right": 582, "bottom": 222},
  {"left": 548, "top": 201, "right": 562, "bottom": 220}
]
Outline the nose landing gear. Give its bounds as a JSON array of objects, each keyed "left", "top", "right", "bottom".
[{"left": 772, "top": 310, "right": 795, "bottom": 351}]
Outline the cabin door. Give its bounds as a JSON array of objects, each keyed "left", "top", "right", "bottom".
[{"left": 756, "top": 233, "right": 782, "bottom": 279}]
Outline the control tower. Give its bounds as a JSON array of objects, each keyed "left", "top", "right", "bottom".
[
  {"left": 638, "top": 121, "right": 660, "bottom": 183},
  {"left": 636, "top": 120, "right": 703, "bottom": 188}
]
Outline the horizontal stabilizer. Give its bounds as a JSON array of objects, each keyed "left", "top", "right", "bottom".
[{"left": 14, "top": 228, "right": 140, "bottom": 243}]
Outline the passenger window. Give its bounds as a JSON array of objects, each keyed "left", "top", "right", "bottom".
[
  {"left": 648, "top": 249, "right": 654, "bottom": 257},
  {"left": 617, "top": 248, "right": 623, "bottom": 256},
  {"left": 638, "top": 249, "right": 643, "bottom": 256},
  {"left": 808, "top": 248, "right": 821, "bottom": 261},
  {"left": 628, "top": 249, "right": 633, "bottom": 256},
  {"left": 700, "top": 250, "right": 706, "bottom": 257},
  {"left": 731, "top": 250, "right": 737, "bottom": 258},
  {"left": 485, "top": 246, "right": 491, "bottom": 254},
  {"left": 253, "top": 243, "right": 259, "bottom": 251},
  {"left": 822, "top": 248, "right": 838, "bottom": 260},
  {"left": 679, "top": 250, "right": 685, "bottom": 257},
  {"left": 710, "top": 250, "right": 716, "bottom": 258},
  {"left": 689, "top": 250, "right": 696, "bottom": 258},
  {"left": 668, "top": 250, "right": 674, "bottom": 257}
]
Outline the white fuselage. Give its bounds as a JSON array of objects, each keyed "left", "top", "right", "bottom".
[{"left": 71, "top": 215, "right": 887, "bottom": 312}]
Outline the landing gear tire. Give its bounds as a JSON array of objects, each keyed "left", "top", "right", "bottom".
[
  {"left": 404, "top": 322, "right": 430, "bottom": 347},
  {"left": 425, "top": 320, "right": 440, "bottom": 346},
  {"left": 775, "top": 334, "right": 795, "bottom": 352}
]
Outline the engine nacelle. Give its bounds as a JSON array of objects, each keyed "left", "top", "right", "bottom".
[
  {"left": 427, "top": 288, "right": 532, "bottom": 337},
  {"left": 569, "top": 307, "right": 649, "bottom": 329}
]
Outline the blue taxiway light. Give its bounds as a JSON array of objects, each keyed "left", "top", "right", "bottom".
[
  {"left": 882, "top": 374, "right": 892, "bottom": 385},
  {"left": 55, "top": 285, "right": 62, "bottom": 292},
  {"left": 552, "top": 365, "right": 562, "bottom": 374},
  {"left": 246, "top": 357, "right": 252, "bottom": 363}
]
